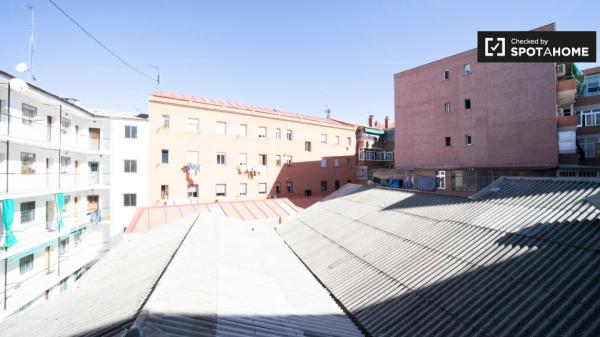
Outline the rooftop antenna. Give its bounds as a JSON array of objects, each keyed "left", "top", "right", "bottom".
[
  {"left": 149, "top": 65, "right": 160, "bottom": 92},
  {"left": 325, "top": 106, "right": 331, "bottom": 119},
  {"left": 26, "top": 4, "right": 36, "bottom": 82}
]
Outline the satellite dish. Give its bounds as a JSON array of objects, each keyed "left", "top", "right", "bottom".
[
  {"left": 15, "top": 63, "right": 29, "bottom": 73},
  {"left": 9, "top": 78, "right": 29, "bottom": 92}
]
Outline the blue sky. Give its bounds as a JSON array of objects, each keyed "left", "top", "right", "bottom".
[{"left": 2, "top": 0, "right": 599, "bottom": 124}]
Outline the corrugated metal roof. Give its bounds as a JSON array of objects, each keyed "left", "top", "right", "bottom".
[{"left": 278, "top": 177, "right": 600, "bottom": 337}]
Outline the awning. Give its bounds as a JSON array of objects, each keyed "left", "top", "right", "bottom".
[
  {"left": 364, "top": 127, "right": 385, "bottom": 135},
  {"left": 8, "top": 240, "right": 54, "bottom": 262}
]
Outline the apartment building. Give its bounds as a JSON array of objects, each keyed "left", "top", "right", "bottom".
[
  {"left": 148, "top": 92, "right": 356, "bottom": 205},
  {"left": 0, "top": 71, "right": 111, "bottom": 317},
  {"left": 88, "top": 108, "right": 148, "bottom": 237},
  {"left": 556, "top": 66, "right": 600, "bottom": 176},
  {"left": 393, "top": 23, "right": 559, "bottom": 194},
  {"left": 355, "top": 115, "right": 394, "bottom": 183}
]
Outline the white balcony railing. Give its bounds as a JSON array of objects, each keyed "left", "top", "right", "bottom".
[{"left": 358, "top": 148, "right": 394, "bottom": 161}]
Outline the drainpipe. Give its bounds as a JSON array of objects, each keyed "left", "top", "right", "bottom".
[
  {"left": 6, "top": 82, "right": 10, "bottom": 193},
  {"left": 3, "top": 258, "right": 7, "bottom": 310}
]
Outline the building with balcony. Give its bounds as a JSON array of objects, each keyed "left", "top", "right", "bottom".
[
  {"left": 0, "top": 70, "right": 111, "bottom": 317},
  {"left": 393, "top": 23, "right": 559, "bottom": 194},
  {"left": 355, "top": 115, "right": 394, "bottom": 183},
  {"left": 148, "top": 92, "right": 357, "bottom": 205}
]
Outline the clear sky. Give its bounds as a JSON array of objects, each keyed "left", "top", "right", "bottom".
[{"left": 2, "top": 0, "right": 599, "bottom": 124}]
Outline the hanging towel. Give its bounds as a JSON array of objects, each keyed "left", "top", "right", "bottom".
[
  {"left": 55, "top": 193, "right": 65, "bottom": 231},
  {"left": 1, "top": 199, "right": 17, "bottom": 248}
]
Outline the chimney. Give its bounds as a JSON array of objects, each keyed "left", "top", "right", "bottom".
[
  {"left": 384, "top": 116, "right": 389, "bottom": 129},
  {"left": 368, "top": 115, "right": 374, "bottom": 127}
]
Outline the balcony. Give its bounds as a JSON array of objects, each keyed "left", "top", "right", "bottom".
[
  {"left": 358, "top": 148, "right": 394, "bottom": 161},
  {"left": 557, "top": 78, "right": 576, "bottom": 108},
  {"left": 557, "top": 115, "right": 577, "bottom": 129}
]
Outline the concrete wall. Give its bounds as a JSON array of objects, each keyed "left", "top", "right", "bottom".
[
  {"left": 394, "top": 49, "right": 558, "bottom": 169},
  {"left": 148, "top": 95, "right": 357, "bottom": 204}
]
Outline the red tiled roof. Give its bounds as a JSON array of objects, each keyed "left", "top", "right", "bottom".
[
  {"left": 126, "top": 197, "right": 322, "bottom": 233},
  {"left": 152, "top": 91, "right": 357, "bottom": 127},
  {"left": 583, "top": 66, "right": 600, "bottom": 75}
]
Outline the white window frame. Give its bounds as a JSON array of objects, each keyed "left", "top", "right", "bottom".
[
  {"left": 320, "top": 134, "right": 327, "bottom": 144},
  {"left": 257, "top": 126, "right": 267, "bottom": 138},
  {"left": 216, "top": 152, "right": 226, "bottom": 165},
  {"left": 239, "top": 153, "right": 247, "bottom": 165},
  {"left": 215, "top": 184, "right": 226, "bottom": 196},
  {"left": 239, "top": 124, "right": 247, "bottom": 137},
  {"left": 436, "top": 170, "right": 446, "bottom": 190},
  {"left": 239, "top": 183, "right": 247, "bottom": 195},
  {"left": 444, "top": 102, "right": 451, "bottom": 113},
  {"left": 160, "top": 115, "right": 170, "bottom": 129},
  {"left": 258, "top": 183, "right": 267, "bottom": 194},
  {"left": 216, "top": 121, "right": 227, "bottom": 135},
  {"left": 187, "top": 118, "right": 199, "bottom": 132}
]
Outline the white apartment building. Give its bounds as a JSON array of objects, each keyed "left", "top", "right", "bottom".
[
  {"left": 0, "top": 71, "right": 111, "bottom": 317},
  {"left": 89, "top": 108, "right": 148, "bottom": 238}
]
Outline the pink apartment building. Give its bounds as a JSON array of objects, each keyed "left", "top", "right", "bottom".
[
  {"left": 394, "top": 23, "right": 559, "bottom": 193},
  {"left": 148, "top": 92, "right": 357, "bottom": 205}
]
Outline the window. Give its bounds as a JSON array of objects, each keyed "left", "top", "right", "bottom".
[
  {"left": 19, "top": 254, "right": 34, "bottom": 274},
  {"left": 320, "top": 180, "right": 328, "bottom": 192},
  {"left": 186, "top": 151, "right": 199, "bottom": 164},
  {"left": 160, "top": 115, "right": 170, "bottom": 129},
  {"left": 275, "top": 182, "right": 281, "bottom": 194},
  {"left": 582, "top": 74, "right": 600, "bottom": 96},
  {"left": 320, "top": 134, "right": 327, "bottom": 144},
  {"left": 463, "top": 64, "right": 471, "bottom": 76},
  {"left": 556, "top": 63, "right": 566, "bottom": 76},
  {"left": 60, "top": 237, "right": 69, "bottom": 255},
  {"left": 305, "top": 141, "right": 312, "bottom": 152},
  {"left": 187, "top": 118, "right": 199, "bottom": 132},
  {"left": 161, "top": 185, "right": 169, "bottom": 199},
  {"left": 275, "top": 155, "right": 282, "bottom": 166},
  {"left": 436, "top": 170, "right": 446, "bottom": 190},
  {"left": 334, "top": 135, "right": 340, "bottom": 145},
  {"left": 216, "top": 184, "right": 226, "bottom": 196},
  {"left": 239, "top": 183, "right": 247, "bottom": 196},
  {"left": 257, "top": 126, "right": 267, "bottom": 138},
  {"left": 216, "top": 121, "right": 227, "bottom": 135},
  {"left": 464, "top": 99, "right": 471, "bottom": 109},
  {"left": 125, "top": 125, "right": 138, "bottom": 138},
  {"left": 334, "top": 159, "right": 340, "bottom": 168},
  {"left": 63, "top": 196, "right": 70, "bottom": 215},
  {"left": 258, "top": 183, "right": 267, "bottom": 194},
  {"left": 124, "top": 159, "right": 137, "bottom": 173},
  {"left": 61, "top": 118, "right": 71, "bottom": 133},
  {"left": 74, "top": 232, "right": 82, "bottom": 247},
  {"left": 239, "top": 153, "right": 247, "bottom": 165},
  {"left": 443, "top": 70, "right": 450, "bottom": 80},
  {"left": 258, "top": 154, "right": 267, "bottom": 166},
  {"left": 304, "top": 189, "right": 312, "bottom": 197},
  {"left": 286, "top": 182, "right": 294, "bottom": 193},
  {"left": 187, "top": 185, "right": 199, "bottom": 198},
  {"left": 335, "top": 180, "right": 340, "bottom": 190},
  {"left": 347, "top": 158, "right": 351, "bottom": 167},
  {"left": 60, "top": 156, "right": 71, "bottom": 174},
  {"left": 445, "top": 137, "right": 452, "bottom": 147},
  {"left": 21, "top": 152, "right": 35, "bottom": 174},
  {"left": 124, "top": 193, "right": 137, "bottom": 206},
  {"left": 217, "top": 152, "right": 226, "bottom": 165},
  {"left": 347, "top": 137, "right": 352, "bottom": 146},
  {"left": 60, "top": 279, "right": 68, "bottom": 292},
  {"left": 22, "top": 104, "right": 37, "bottom": 125},
  {"left": 286, "top": 155, "right": 293, "bottom": 166},
  {"left": 286, "top": 129, "right": 293, "bottom": 141},
  {"left": 239, "top": 124, "right": 247, "bottom": 137},
  {"left": 275, "top": 128, "right": 282, "bottom": 140},
  {"left": 577, "top": 109, "right": 600, "bottom": 127},
  {"left": 320, "top": 158, "right": 327, "bottom": 168},
  {"left": 444, "top": 102, "right": 451, "bottom": 113},
  {"left": 465, "top": 135, "right": 472, "bottom": 145},
  {"left": 161, "top": 150, "right": 169, "bottom": 164}
]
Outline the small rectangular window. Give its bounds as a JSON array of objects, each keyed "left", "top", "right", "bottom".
[
  {"left": 258, "top": 183, "right": 267, "bottom": 194},
  {"left": 320, "top": 180, "right": 328, "bottom": 192},
  {"left": 187, "top": 185, "right": 199, "bottom": 198},
  {"left": 125, "top": 125, "right": 138, "bottom": 138},
  {"left": 275, "top": 128, "right": 282, "bottom": 140},
  {"left": 22, "top": 104, "right": 37, "bottom": 125},
  {"left": 443, "top": 70, "right": 450, "bottom": 80},
  {"left": 335, "top": 180, "right": 340, "bottom": 190},
  {"left": 320, "top": 134, "right": 327, "bottom": 144},
  {"left": 160, "top": 115, "right": 170, "bottom": 129},
  {"left": 334, "top": 135, "right": 340, "bottom": 145},
  {"left": 216, "top": 184, "right": 226, "bottom": 196},
  {"left": 21, "top": 152, "right": 36, "bottom": 174},
  {"left": 258, "top": 154, "right": 267, "bottom": 166},
  {"left": 161, "top": 150, "right": 169, "bottom": 164},
  {"left": 305, "top": 141, "right": 312, "bottom": 152},
  {"left": 445, "top": 137, "right": 452, "bottom": 147},
  {"left": 304, "top": 189, "right": 312, "bottom": 197},
  {"left": 286, "top": 182, "right": 294, "bottom": 193},
  {"left": 463, "top": 64, "right": 471, "bottom": 76},
  {"left": 216, "top": 121, "right": 227, "bottom": 135},
  {"left": 217, "top": 152, "right": 226, "bottom": 165},
  {"left": 334, "top": 159, "right": 340, "bottom": 168},
  {"left": 161, "top": 185, "right": 169, "bottom": 199},
  {"left": 74, "top": 232, "right": 82, "bottom": 247},
  {"left": 347, "top": 137, "right": 352, "bottom": 146},
  {"left": 19, "top": 254, "right": 34, "bottom": 274},
  {"left": 258, "top": 126, "right": 267, "bottom": 138},
  {"left": 465, "top": 135, "right": 472, "bottom": 145},
  {"left": 187, "top": 118, "right": 199, "bottom": 132},
  {"left": 124, "top": 193, "right": 137, "bottom": 207},
  {"left": 275, "top": 155, "right": 282, "bottom": 167},
  {"left": 286, "top": 155, "right": 293, "bottom": 166},
  {"left": 60, "top": 237, "right": 69, "bottom": 255},
  {"left": 61, "top": 118, "right": 72, "bottom": 134},
  {"left": 239, "top": 183, "right": 247, "bottom": 195},
  {"left": 239, "top": 124, "right": 247, "bottom": 137},
  {"left": 286, "top": 129, "right": 293, "bottom": 141},
  {"left": 444, "top": 102, "right": 451, "bottom": 113},
  {"left": 60, "top": 156, "right": 71, "bottom": 174},
  {"left": 436, "top": 170, "right": 446, "bottom": 190},
  {"left": 320, "top": 158, "right": 327, "bottom": 168},
  {"left": 275, "top": 182, "right": 281, "bottom": 194},
  {"left": 124, "top": 159, "right": 137, "bottom": 172},
  {"left": 464, "top": 99, "right": 471, "bottom": 109},
  {"left": 239, "top": 153, "right": 247, "bottom": 165},
  {"left": 20, "top": 201, "right": 35, "bottom": 223}
]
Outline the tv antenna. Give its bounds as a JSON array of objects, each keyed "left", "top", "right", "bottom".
[
  {"left": 26, "top": 4, "right": 36, "bottom": 82},
  {"left": 149, "top": 65, "right": 160, "bottom": 92}
]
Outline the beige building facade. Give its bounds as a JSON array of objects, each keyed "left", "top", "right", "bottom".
[{"left": 148, "top": 92, "right": 357, "bottom": 205}]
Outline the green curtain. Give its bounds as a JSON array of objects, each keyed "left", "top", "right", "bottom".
[
  {"left": 1, "top": 199, "right": 17, "bottom": 248},
  {"left": 55, "top": 193, "right": 64, "bottom": 231}
]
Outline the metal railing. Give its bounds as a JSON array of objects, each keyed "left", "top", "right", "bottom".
[{"left": 358, "top": 148, "right": 394, "bottom": 161}]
